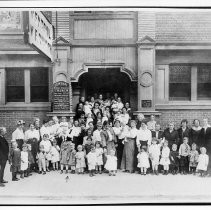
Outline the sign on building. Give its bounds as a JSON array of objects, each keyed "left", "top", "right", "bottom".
[{"left": 24, "top": 11, "right": 54, "bottom": 61}]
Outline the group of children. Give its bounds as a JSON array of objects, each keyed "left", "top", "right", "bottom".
[{"left": 137, "top": 137, "right": 209, "bottom": 177}]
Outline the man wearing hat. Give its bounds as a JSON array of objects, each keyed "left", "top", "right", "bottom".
[{"left": 12, "top": 120, "right": 25, "bottom": 150}]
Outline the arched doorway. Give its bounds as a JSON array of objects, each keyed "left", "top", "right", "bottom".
[{"left": 72, "top": 67, "right": 137, "bottom": 111}]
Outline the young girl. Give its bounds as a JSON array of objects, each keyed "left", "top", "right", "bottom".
[
  {"left": 20, "top": 144, "right": 29, "bottom": 178},
  {"left": 10, "top": 142, "right": 21, "bottom": 181},
  {"left": 137, "top": 146, "right": 150, "bottom": 175},
  {"left": 95, "top": 142, "right": 104, "bottom": 174},
  {"left": 40, "top": 134, "right": 52, "bottom": 172},
  {"left": 196, "top": 147, "right": 209, "bottom": 177},
  {"left": 75, "top": 145, "right": 86, "bottom": 174},
  {"left": 86, "top": 145, "right": 97, "bottom": 177},
  {"left": 27, "top": 144, "right": 34, "bottom": 176},
  {"left": 36, "top": 145, "right": 46, "bottom": 175},
  {"left": 104, "top": 149, "right": 118, "bottom": 176},
  {"left": 160, "top": 140, "right": 170, "bottom": 175},
  {"left": 67, "top": 142, "right": 76, "bottom": 174},
  {"left": 60, "top": 141, "right": 70, "bottom": 174},
  {"left": 50, "top": 140, "right": 60, "bottom": 171},
  {"left": 148, "top": 138, "right": 161, "bottom": 175},
  {"left": 189, "top": 143, "right": 199, "bottom": 175}
]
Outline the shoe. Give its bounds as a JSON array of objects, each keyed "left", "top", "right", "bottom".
[
  {"left": 95, "top": 171, "right": 98, "bottom": 174},
  {"left": 43, "top": 172, "right": 46, "bottom": 175},
  {"left": 20, "top": 175, "right": 24, "bottom": 179},
  {"left": 92, "top": 173, "right": 95, "bottom": 176},
  {"left": 71, "top": 171, "right": 75, "bottom": 174},
  {"left": 46, "top": 169, "right": 50, "bottom": 172},
  {"left": 0, "top": 183, "right": 5, "bottom": 187},
  {"left": 99, "top": 171, "right": 102, "bottom": 174},
  {"left": 1, "top": 180, "right": 8, "bottom": 184},
  {"left": 109, "top": 173, "right": 112, "bottom": 176},
  {"left": 12, "top": 178, "right": 19, "bottom": 181},
  {"left": 89, "top": 174, "right": 93, "bottom": 177},
  {"left": 52, "top": 168, "right": 55, "bottom": 171},
  {"left": 38, "top": 171, "right": 42, "bottom": 174}
]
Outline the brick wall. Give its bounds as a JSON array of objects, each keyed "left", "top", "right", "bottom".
[
  {"left": 156, "top": 110, "right": 211, "bottom": 130},
  {"left": 0, "top": 111, "right": 47, "bottom": 140}
]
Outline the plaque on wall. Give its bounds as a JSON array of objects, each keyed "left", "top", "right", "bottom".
[
  {"left": 142, "top": 100, "right": 152, "bottom": 108},
  {"left": 53, "top": 81, "right": 70, "bottom": 111}
]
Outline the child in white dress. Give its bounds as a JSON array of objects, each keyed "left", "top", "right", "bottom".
[
  {"left": 196, "top": 147, "right": 209, "bottom": 177},
  {"left": 148, "top": 137, "right": 161, "bottom": 175},
  {"left": 75, "top": 145, "right": 86, "bottom": 174},
  {"left": 20, "top": 144, "right": 29, "bottom": 178},
  {"left": 137, "top": 146, "right": 150, "bottom": 175},
  {"left": 50, "top": 140, "right": 60, "bottom": 171},
  {"left": 160, "top": 140, "right": 170, "bottom": 175},
  {"left": 104, "top": 149, "right": 117, "bottom": 176},
  {"left": 86, "top": 145, "right": 97, "bottom": 177},
  {"left": 36, "top": 145, "right": 46, "bottom": 175},
  {"left": 95, "top": 142, "right": 104, "bottom": 174}
]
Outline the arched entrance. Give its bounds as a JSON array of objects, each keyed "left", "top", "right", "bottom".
[{"left": 72, "top": 67, "right": 137, "bottom": 111}]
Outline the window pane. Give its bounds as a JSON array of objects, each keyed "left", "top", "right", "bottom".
[
  {"left": 30, "top": 68, "right": 49, "bottom": 102},
  {"left": 169, "top": 65, "right": 191, "bottom": 101},
  {"left": 197, "top": 66, "right": 211, "bottom": 100},
  {"left": 6, "top": 69, "right": 24, "bottom": 102}
]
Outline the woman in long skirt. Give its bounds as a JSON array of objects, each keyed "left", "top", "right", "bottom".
[{"left": 121, "top": 120, "right": 138, "bottom": 173}]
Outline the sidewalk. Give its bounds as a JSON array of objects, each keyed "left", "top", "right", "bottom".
[{"left": 0, "top": 163, "right": 211, "bottom": 204}]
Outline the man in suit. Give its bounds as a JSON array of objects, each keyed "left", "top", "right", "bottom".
[
  {"left": 151, "top": 124, "right": 164, "bottom": 142},
  {"left": 0, "top": 127, "right": 9, "bottom": 187}
]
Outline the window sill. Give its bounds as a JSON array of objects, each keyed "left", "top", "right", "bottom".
[
  {"left": 156, "top": 102, "right": 211, "bottom": 110},
  {"left": 0, "top": 102, "right": 51, "bottom": 111}
]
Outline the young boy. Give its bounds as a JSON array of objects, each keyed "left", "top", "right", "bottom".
[
  {"left": 179, "top": 137, "right": 190, "bottom": 175},
  {"left": 169, "top": 144, "right": 180, "bottom": 175}
]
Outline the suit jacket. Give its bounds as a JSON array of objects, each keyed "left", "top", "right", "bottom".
[
  {"left": 0, "top": 136, "right": 9, "bottom": 162},
  {"left": 151, "top": 130, "right": 164, "bottom": 140}
]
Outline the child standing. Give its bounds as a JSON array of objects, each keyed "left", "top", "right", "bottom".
[
  {"left": 50, "top": 140, "right": 60, "bottom": 171},
  {"left": 67, "top": 142, "right": 76, "bottom": 174},
  {"left": 148, "top": 138, "right": 160, "bottom": 175},
  {"left": 179, "top": 137, "right": 190, "bottom": 175},
  {"left": 75, "top": 145, "right": 86, "bottom": 174},
  {"left": 160, "top": 140, "right": 170, "bottom": 175},
  {"left": 196, "top": 147, "right": 209, "bottom": 177},
  {"left": 189, "top": 143, "right": 199, "bottom": 175},
  {"left": 137, "top": 146, "right": 150, "bottom": 175},
  {"left": 95, "top": 142, "right": 104, "bottom": 174},
  {"left": 9, "top": 142, "right": 21, "bottom": 181},
  {"left": 104, "top": 149, "right": 118, "bottom": 176},
  {"left": 36, "top": 145, "right": 46, "bottom": 175},
  {"left": 169, "top": 144, "right": 180, "bottom": 175},
  {"left": 20, "top": 144, "right": 29, "bottom": 178},
  {"left": 27, "top": 144, "right": 34, "bottom": 176},
  {"left": 86, "top": 145, "right": 97, "bottom": 177},
  {"left": 60, "top": 141, "right": 70, "bottom": 174},
  {"left": 40, "top": 134, "right": 52, "bottom": 172}
]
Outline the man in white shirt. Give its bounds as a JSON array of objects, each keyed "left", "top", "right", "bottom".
[{"left": 12, "top": 120, "right": 25, "bottom": 150}]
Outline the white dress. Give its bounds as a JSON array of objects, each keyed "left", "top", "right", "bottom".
[
  {"left": 197, "top": 154, "right": 209, "bottom": 171},
  {"left": 75, "top": 151, "right": 86, "bottom": 168},
  {"left": 50, "top": 146, "right": 60, "bottom": 163},
  {"left": 87, "top": 152, "right": 97, "bottom": 170},
  {"left": 40, "top": 140, "right": 52, "bottom": 161},
  {"left": 95, "top": 148, "right": 103, "bottom": 166},
  {"left": 148, "top": 144, "right": 161, "bottom": 165},
  {"left": 137, "top": 152, "right": 150, "bottom": 168},
  {"left": 160, "top": 146, "right": 170, "bottom": 165},
  {"left": 105, "top": 155, "right": 117, "bottom": 171},
  {"left": 21, "top": 151, "right": 28, "bottom": 171}
]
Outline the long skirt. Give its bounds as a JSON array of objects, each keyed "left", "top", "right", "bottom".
[
  {"left": 121, "top": 138, "right": 135, "bottom": 171},
  {"left": 116, "top": 137, "right": 124, "bottom": 169}
]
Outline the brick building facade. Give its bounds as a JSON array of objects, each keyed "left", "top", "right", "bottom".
[{"left": 1, "top": 10, "right": 211, "bottom": 138}]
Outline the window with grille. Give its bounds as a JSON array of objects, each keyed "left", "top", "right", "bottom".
[
  {"left": 6, "top": 69, "right": 25, "bottom": 102},
  {"left": 30, "top": 68, "right": 49, "bottom": 102},
  {"left": 197, "top": 65, "right": 211, "bottom": 100},
  {"left": 169, "top": 65, "right": 191, "bottom": 101}
]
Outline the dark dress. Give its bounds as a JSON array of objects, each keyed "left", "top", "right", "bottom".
[
  {"left": 163, "top": 128, "right": 179, "bottom": 148},
  {"left": 27, "top": 138, "right": 39, "bottom": 165},
  {"left": 177, "top": 127, "right": 190, "bottom": 146},
  {"left": 10, "top": 149, "right": 21, "bottom": 173},
  {"left": 189, "top": 127, "right": 203, "bottom": 147},
  {"left": 169, "top": 150, "right": 180, "bottom": 172}
]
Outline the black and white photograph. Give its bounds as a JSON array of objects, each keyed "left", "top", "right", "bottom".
[{"left": 1, "top": 1, "right": 211, "bottom": 205}]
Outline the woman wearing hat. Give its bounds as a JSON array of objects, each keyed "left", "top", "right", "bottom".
[{"left": 12, "top": 120, "right": 25, "bottom": 150}]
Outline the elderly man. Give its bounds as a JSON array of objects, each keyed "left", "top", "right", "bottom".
[{"left": 0, "top": 127, "right": 9, "bottom": 187}]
